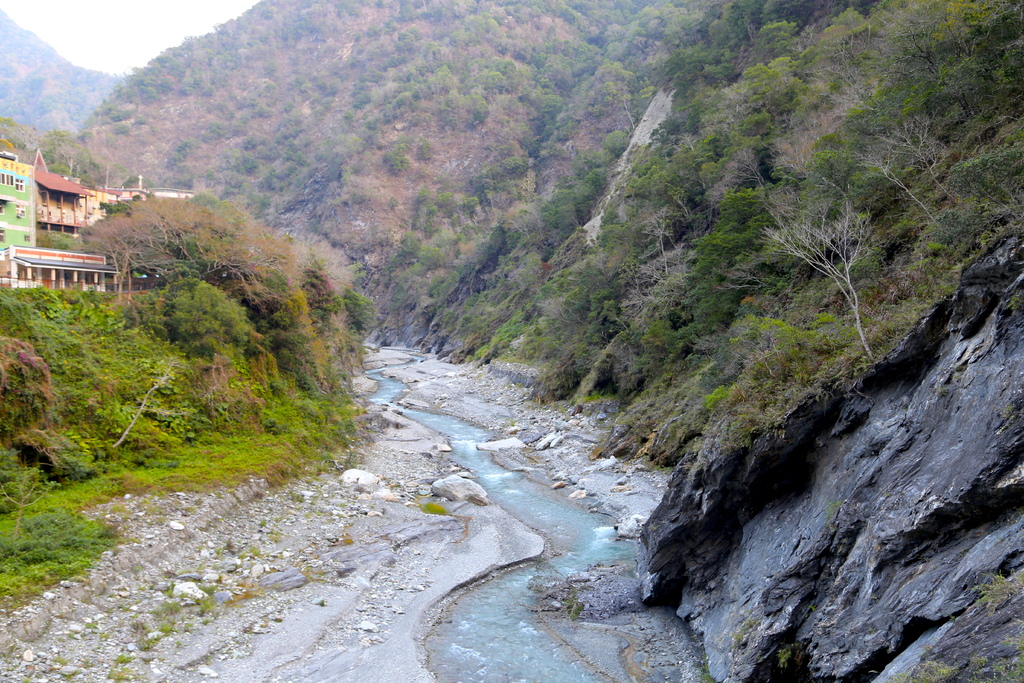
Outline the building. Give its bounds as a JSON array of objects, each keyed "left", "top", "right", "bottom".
[
  {"left": 34, "top": 150, "right": 99, "bottom": 237},
  {"left": 0, "top": 245, "right": 118, "bottom": 291},
  {"left": 0, "top": 151, "right": 36, "bottom": 250}
]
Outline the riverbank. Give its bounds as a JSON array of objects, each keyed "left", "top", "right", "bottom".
[{"left": 1, "top": 348, "right": 699, "bottom": 682}]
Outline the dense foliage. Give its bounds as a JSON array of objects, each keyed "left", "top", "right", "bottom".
[
  {"left": 0, "top": 197, "right": 365, "bottom": 599},
  {"left": 408, "top": 0, "right": 1024, "bottom": 466}
]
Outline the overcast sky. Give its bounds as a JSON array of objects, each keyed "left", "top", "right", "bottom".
[{"left": 1, "top": 0, "right": 260, "bottom": 74}]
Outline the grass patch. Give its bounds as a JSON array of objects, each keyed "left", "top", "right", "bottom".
[
  {"left": 0, "top": 429, "right": 339, "bottom": 604},
  {"left": 0, "top": 511, "right": 116, "bottom": 601}
]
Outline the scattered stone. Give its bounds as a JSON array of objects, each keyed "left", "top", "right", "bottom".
[
  {"left": 217, "top": 558, "right": 240, "bottom": 572},
  {"left": 438, "top": 444, "right": 453, "bottom": 452},
  {"left": 168, "top": 521, "right": 186, "bottom": 531},
  {"left": 22, "top": 650, "right": 34, "bottom": 662},
  {"left": 213, "top": 591, "right": 233, "bottom": 604},
  {"left": 198, "top": 664, "right": 220, "bottom": 677},
  {"left": 249, "top": 564, "right": 266, "bottom": 580},
  {"left": 431, "top": 475, "right": 490, "bottom": 505},
  {"left": 67, "top": 623, "right": 83, "bottom": 633},
  {"left": 60, "top": 665, "right": 83, "bottom": 676},
  {"left": 177, "top": 572, "right": 204, "bottom": 582},
  {"left": 568, "top": 489, "right": 588, "bottom": 499},
  {"left": 202, "top": 573, "right": 221, "bottom": 583},
  {"left": 587, "top": 456, "right": 619, "bottom": 472},
  {"left": 359, "top": 621, "right": 378, "bottom": 632},
  {"left": 258, "top": 567, "right": 310, "bottom": 592},
  {"left": 534, "top": 432, "right": 560, "bottom": 450},
  {"left": 518, "top": 429, "right": 545, "bottom": 445},
  {"left": 372, "top": 489, "right": 401, "bottom": 503},
  {"left": 551, "top": 481, "right": 567, "bottom": 489},
  {"left": 172, "top": 582, "right": 208, "bottom": 601},
  {"left": 610, "top": 484, "right": 633, "bottom": 493}
]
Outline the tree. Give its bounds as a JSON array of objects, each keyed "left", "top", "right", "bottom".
[{"left": 766, "top": 202, "right": 874, "bottom": 357}]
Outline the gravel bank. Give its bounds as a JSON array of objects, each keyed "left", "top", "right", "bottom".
[{"left": 1, "top": 347, "right": 699, "bottom": 683}]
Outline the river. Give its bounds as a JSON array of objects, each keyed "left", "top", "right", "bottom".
[{"left": 369, "top": 364, "right": 684, "bottom": 683}]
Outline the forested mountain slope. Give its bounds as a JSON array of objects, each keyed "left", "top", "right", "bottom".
[
  {"left": 86, "top": 0, "right": 679, "bottom": 267},
  {"left": 0, "top": 10, "right": 119, "bottom": 131}
]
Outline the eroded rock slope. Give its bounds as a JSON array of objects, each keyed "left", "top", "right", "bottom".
[{"left": 639, "top": 238, "right": 1024, "bottom": 682}]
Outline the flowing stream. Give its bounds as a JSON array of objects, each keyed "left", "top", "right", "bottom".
[{"left": 369, "top": 366, "right": 637, "bottom": 682}]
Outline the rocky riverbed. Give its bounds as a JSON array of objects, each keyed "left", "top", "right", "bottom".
[{"left": 2, "top": 348, "right": 699, "bottom": 683}]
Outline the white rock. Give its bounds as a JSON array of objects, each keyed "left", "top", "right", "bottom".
[
  {"left": 202, "top": 573, "right": 220, "bottom": 583},
  {"left": 249, "top": 564, "right": 265, "bottom": 580},
  {"left": 438, "top": 444, "right": 453, "bottom": 452},
  {"left": 476, "top": 437, "right": 526, "bottom": 452},
  {"left": 590, "top": 456, "right": 618, "bottom": 472},
  {"left": 615, "top": 514, "right": 648, "bottom": 539},
  {"left": 342, "top": 469, "right": 381, "bottom": 488},
  {"left": 359, "top": 620, "right": 378, "bottom": 632},
  {"left": 168, "top": 521, "right": 186, "bottom": 531},
  {"left": 22, "top": 650, "right": 34, "bottom": 662},
  {"left": 198, "top": 665, "right": 220, "bottom": 677},
  {"left": 568, "top": 489, "right": 587, "bottom": 499},
  {"left": 67, "top": 623, "right": 84, "bottom": 633},
  {"left": 172, "top": 582, "right": 208, "bottom": 601},
  {"left": 534, "top": 432, "right": 559, "bottom": 450},
  {"left": 431, "top": 475, "right": 490, "bottom": 506}
]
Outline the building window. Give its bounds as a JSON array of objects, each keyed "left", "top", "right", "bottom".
[
  {"left": 0, "top": 173, "right": 11, "bottom": 186},
  {"left": 14, "top": 178, "right": 24, "bottom": 192},
  {"left": 0, "top": 203, "right": 5, "bottom": 214},
  {"left": 0, "top": 229, "right": 5, "bottom": 242},
  {"left": 16, "top": 206, "right": 26, "bottom": 219},
  {"left": 23, "top": 233, "right": 30, "bottom": 242}
]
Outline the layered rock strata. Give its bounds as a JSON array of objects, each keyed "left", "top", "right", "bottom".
[{"left": 639, "top": 239, "right": 1024, "bottom": 681}]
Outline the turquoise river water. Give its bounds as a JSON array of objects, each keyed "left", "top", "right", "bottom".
[{"left": 369, "top": 366, "right": 636, "bottom": 683}]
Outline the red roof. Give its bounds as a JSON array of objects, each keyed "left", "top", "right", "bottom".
[{"left": 35, "top": 167, "right": 88, "bottom": 196}]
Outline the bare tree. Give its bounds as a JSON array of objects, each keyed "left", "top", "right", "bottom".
[
  {"left": 766, "top": 202, "right": 874, "bottom": 357},
  {"left": 857, "top": 118, "right": 948, "bottom": 222},
  {"left": 113, "top": 360, "right": 183, "bottom": 449}
]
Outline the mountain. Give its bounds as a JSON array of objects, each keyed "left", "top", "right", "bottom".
[
  {"left": 0, "top": 10, "right": 120, "bottom": 131},
  {"left": 82, "top": 0, "right": 1024, "bottom": 678},
  {"left": 85, "top": 0, "right": 672, "bottom": 260}
]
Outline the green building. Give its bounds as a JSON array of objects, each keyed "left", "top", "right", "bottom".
[{"left": 0, "top": 150, "right": 35, "bottom": 249}]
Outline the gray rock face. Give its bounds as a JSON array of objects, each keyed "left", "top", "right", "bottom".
[
  {"left": 257, "top": 566, "right": 310, "bottom": 592},
  {"left": 431, "top": 475, "right": 490, "bottom": 505},
  {"left": 639, "top": 239, "right": 1024, "bottom": 682}
]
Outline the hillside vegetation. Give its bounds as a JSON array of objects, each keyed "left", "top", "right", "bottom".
[
  {"left": 82, "top": 0, "right": 1024, "bottom": 465},
  {"left": 86, "top": 0, "right": 682, "bottom": 268},
  {"left": 387, "top": 0, "right": 1024, "bottom": 468},
  {"left": 0, "top": 197, "right": 367, "bottom": 600}
]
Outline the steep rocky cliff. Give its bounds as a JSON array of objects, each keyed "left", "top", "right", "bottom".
[{"left": 639, "top": 238, "right": 1024, "bottom": 682}]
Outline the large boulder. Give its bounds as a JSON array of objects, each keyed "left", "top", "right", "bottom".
[
  {"left": 342, "top": 469, "right": 381, "bottom": 490},
  {"left": 431, "top": 475, "right": 490, "bottom": 505},
  {"left": 171, "top": 581, "right": 208, "bottom": 601}
]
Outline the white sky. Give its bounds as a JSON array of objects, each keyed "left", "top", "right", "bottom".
[{"left": 0, "top": 0, "right": 261, "bottom": 75}]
